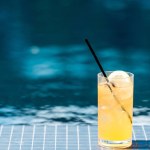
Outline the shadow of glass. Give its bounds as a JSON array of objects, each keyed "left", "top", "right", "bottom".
[
  {"left": 98, "top": 140, "right": 150, "bottom": 150},
  {"left": 129, "top": 140, "right": 150, "bottom": 149}
]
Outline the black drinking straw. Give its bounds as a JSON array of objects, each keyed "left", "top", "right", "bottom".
[
  {"left": 85, "top": 39, "right": 109, "bottom": 83},
  {"left": 85, "top": 38, "right": 132, "bottom": 123}
]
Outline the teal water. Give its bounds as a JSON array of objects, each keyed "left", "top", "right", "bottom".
[
  {"left": 0, "top": 46, "right": 150, "bottom": 124},
  {"left": 0, "top": 0, "right": 150, "bottom": 124}
]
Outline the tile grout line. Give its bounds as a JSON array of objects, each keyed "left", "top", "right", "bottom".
[
  {"left": 31, "top": 125, "right": 35, "bottom": 150},
  {"left": 142, "top": 125, "right": 147, "bottom": 141},
  {"left": 132, "top": 127, "right": 136, "bottom": 141},
  {"left": 43, "top": 125, "right": 46, "bottom": 150},
  {"left": 55, "top": 125, "right": 57, "bottom": 150},
  {"left": 8, "top": 126, "right": 14, "bottom": 150},
  {"left": 77, "top": 125, "right": 80, "bottom": 150},
  {"left": 88, "top": 126, "right": 92, "bottom": 150},
  {"left": 19, "top": 125, "right": 25, "bottom": 150},
  {"left": 66, "top": 125, "right": 68, "bottom": 150},
  {"left": 0, "top": 125, "right": 3, "bottom": 136}
]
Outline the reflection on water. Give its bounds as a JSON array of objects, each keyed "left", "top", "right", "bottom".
[{"left": 0, "top": 105, "right": 97, "bottom": 125}]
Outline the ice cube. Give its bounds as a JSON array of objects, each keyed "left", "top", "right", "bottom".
[
  {"left": 108, "top": 71, "right": 131, "bottom": 87},
  {"left": 108, "top": 71, "right": 133, "bottom": 100}
]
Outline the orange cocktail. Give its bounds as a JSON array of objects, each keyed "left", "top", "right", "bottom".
[{"left": 98, "top": 71, "right": 134, "bottom": 148}]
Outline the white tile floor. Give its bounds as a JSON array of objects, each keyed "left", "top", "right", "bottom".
[{"left": 0, "top": 125, "right": 149, "bottom": 150}]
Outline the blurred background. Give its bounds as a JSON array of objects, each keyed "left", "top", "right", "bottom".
[{"left": 0, "top": 0, "right": 150, "bottom": 125}]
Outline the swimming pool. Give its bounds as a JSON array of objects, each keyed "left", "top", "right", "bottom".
[
  {"left": 0, "top": 0, "right": 150, "bottom": 125},
  {"left": 0, "top": 46, "right": 150, "bottom": 125}
]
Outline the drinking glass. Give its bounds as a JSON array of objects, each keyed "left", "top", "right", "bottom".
[{"left": 98, "top": 71, "right": 134, "bottom": 148}]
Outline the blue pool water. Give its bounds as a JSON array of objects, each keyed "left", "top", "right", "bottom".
[
  {"left": 0, "top": 46, "right": 150, "bottom": 125},
  {"left": 0, "top": 0, "right": 150, "bottom": 124}
]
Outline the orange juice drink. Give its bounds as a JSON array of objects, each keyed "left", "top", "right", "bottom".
[{"left": 98, "top": 71, "right": 134, "bottom": 148}]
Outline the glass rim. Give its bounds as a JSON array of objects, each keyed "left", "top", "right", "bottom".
[{"left": 97, "top": 71, "right": 134, "bottom": 79}]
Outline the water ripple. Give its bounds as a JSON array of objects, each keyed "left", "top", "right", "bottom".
[{"left": 0, "top": 105, "right": 150, "bottom": 125}]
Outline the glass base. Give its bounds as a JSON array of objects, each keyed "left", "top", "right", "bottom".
[{"left": 98, "top": 139, "right": 132, "bottom": 148}]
